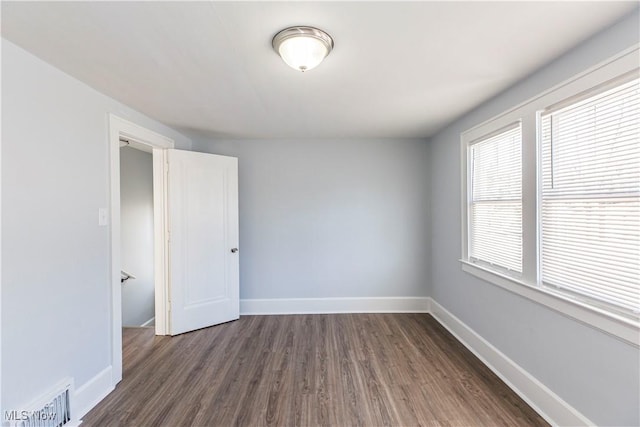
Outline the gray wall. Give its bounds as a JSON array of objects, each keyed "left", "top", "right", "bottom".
[
  {"left": 428, "top": 10, "right": 640, "bottom": 426},
  {"left": 120, "top": 147, "right": 154, "bottom": 327},
  {"left": 1, "top": 39, "right": 191, "bottom": 412},
  {"left": 192, "top": 138, "right": 430, "bottom": 300}
]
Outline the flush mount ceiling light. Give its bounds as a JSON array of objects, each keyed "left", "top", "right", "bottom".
[{"left": 272, "top": 26, "right": 334, "bottom": 72}]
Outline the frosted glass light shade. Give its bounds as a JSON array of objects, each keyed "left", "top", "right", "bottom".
[
  {"left": 272, "top": 27, "right": 334, "bottom": 72},
  {"left": 278, "top": 37, "right": 328, "bottom": 72}
]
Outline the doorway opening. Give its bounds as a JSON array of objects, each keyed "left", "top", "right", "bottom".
[
  {"left": 120, "top": 141, "right": 155, "bottom": 328},
  {"left": 109, "top": 114, "right": 174, "bottom": 386}
]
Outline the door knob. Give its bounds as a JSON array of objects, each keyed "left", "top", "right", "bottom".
[{"left": 231, "top": 248, "right": 238, "bottom": 253}]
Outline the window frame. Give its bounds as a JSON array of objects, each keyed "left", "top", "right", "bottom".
[
  {"left": 467, "top": 122, "right": 523, "bottom": 277},
  {"left": 460, "top": 45, "right": 640, "bottom": 347}
]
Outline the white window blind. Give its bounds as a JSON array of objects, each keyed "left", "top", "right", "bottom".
[
  {"left": 540, "top": 77, "right": 640, "bottom": 315},
  {"left": 469, "top": 124, "right": 522, "bottom": 274}
]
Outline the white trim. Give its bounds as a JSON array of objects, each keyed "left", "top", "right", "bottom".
[
  {"left": 240, "top": 297, "right": 431, "bottom": 315},
  {"left": 109, "top": 114, "right": 174, "bottom": 386},
  {"left": 75, "top": 367, "right": 114, "bottom": 422},
  {"left": 110, "top": 116, "right": 173, "bottom": 150},
  {"left": 141, "top": 317, "right": 156, "bottom": 327},
  {"left": 152, "top": 147, "right": 170, "bottom": 336},
  {"left": 460, "top": 46, "right": 640, "bottom": 345},
  {"left": 429, "top": 298, "right": 595, "bottom": 427}
]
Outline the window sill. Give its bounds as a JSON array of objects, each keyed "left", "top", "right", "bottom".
[{"left": 459, "top": 259, "right": 640, "bottom": 347}]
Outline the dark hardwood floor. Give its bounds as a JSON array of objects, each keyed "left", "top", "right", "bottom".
[{"left": 83, "top": 314, "right": 548, "bottom": 426}]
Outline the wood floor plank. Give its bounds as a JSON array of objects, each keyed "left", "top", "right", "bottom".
[{"left": 83, "top": 314, "right": 549, "bottom": 427}]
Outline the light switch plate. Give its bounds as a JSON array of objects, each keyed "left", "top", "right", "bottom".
[{"left": 98, "top": 208, "right": 109, "bottom": 226}]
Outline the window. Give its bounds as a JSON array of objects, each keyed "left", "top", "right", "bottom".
[
  {"left": 540, "top": 77, "right": 639, "bottom": 316},
  {"left": 460, "top": 47, "right": 639, "bottom": 345},
  {"left": 469, "top": 125, "right": 522, "bottom": 274}
]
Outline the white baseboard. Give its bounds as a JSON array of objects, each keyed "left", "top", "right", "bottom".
[
  {"left": 428, "top": 298, "right": 594, "bottom": 427},
  {"left": 141, "top": 317, "right": 155, "bottom": 327},
  {"left": 240, "top": 296, "right": 430, "bottom": 315},
  {"left": 75, "top": 366, "right": 114, "bottom": 421}
]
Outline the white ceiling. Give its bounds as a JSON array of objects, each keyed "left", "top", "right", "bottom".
[{"left": 1, "top": 1, "right": 637, "bottom": 139}]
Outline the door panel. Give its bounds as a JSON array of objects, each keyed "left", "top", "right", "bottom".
[{"left": 167, "top": 149, "right": 239, "bottom": 335}]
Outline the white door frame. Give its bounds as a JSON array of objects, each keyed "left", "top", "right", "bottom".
[{"left": 109, "top": 114, "right": 174, "bottom": 384}]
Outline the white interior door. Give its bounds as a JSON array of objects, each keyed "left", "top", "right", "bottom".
[{"left": 167, "top": 149, "right": 239, "bottom": 335}]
